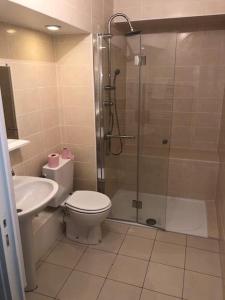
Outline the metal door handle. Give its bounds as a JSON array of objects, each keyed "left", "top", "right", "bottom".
[{"left": 105, "top": 134, "right": 135, "bottom": 139}]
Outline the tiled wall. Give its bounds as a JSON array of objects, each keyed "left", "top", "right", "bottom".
[
  {"left": 216, "top": 81, "right": 225, "bottom": 295},
  {"left": 92, "top": 0, "right": 114, "bottom": 33},
  {"left": 139, "top": 31, "right": 225, "bottom": 153},
  {"left": 114, "top": 0, "right": 225, "bottom": 21},
  {"left": 173, "top": 31, "right": 225, "bottom": 151},
  {"left": 0, "top": 0, "right": 114, "bottom": 186},
  {"left": 54, "top": 34, "right": 97, "bottom": 190},
  {"left": 0, "top": 22, "right": 61, "bottom": 177}
]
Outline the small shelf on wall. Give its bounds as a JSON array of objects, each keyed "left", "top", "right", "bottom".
[
  {"left": 115, "top": 14, "right": 225, "bottom": 34},
  {"left": 8, "top": 139, "right": 30, "bottom": 152}
]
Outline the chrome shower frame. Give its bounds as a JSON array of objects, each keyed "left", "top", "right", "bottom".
[{"left": 93, "top": 34, "right": 105, "bottom": 193}]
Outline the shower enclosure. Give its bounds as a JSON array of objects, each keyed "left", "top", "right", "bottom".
[{"left": 94, "top": 25, "right": 176, "bottom": 229}]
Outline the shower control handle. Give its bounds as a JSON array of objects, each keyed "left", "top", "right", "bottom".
[{"left": 105, "top": 134, "right": 135, "bottom": 139}]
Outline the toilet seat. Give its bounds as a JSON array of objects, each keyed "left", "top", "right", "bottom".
[{"left": 65, "top": 191, "right": 111, "bottom": 214}]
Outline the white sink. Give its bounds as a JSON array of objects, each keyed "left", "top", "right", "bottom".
[
  {"left": 13, "top": 176, "right": 58, "bottom": 291},
  {"left": 13, "top": 176, "right": 58, "bottom": 219}
]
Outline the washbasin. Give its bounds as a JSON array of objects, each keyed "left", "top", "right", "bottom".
[
  {"left": 13, "top": 176, "right": 58, "bottom": 219},
  {"left": 13, "top": 176, "right": 58, "bottom": 291}
]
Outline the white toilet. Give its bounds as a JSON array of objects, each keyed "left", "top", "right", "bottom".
[{"left": 42, "top": 158, "right": 111, "bottom": 245}]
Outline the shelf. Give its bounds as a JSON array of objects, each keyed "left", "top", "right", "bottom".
[{"left": 8, "top": 139, "right": 30, "bottom": 152}]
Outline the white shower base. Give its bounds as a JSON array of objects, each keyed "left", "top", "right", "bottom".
[
  {"left": 166, "top": 196, "right": 207, "bottom": 237},
  {"left": 110, "top": 189, "right": 208, "bottom": 237}
]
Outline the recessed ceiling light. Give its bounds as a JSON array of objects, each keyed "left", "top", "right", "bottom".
[
  {"left": 45, "top": 25, "right": 61, "bottom": 31},
  {"left": 6, "top": 29, "right": 16, "bottom": 34}
]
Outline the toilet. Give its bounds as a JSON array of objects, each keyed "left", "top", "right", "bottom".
[{"left": 42, "top": 158, "right": 111, "bottom": 245}]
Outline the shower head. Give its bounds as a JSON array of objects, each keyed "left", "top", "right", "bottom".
[
  {"left": 106, "top": 13, "right": 139, "bottom": 37},
  {"left": 113, "top": 69, "right": 121, "bottom": 87},
  {"left": 125, "top": 30, "right": 141, "bottom": 36},
  {"left": 114, "top": 69, "right": 120, "bottom": 76}
]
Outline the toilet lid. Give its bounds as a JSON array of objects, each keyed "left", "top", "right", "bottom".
[{"left": 65, "top": 191, "right": 111, "bottom": 212}]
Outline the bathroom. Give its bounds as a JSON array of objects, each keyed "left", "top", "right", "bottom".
[{"left": 0, "top": 0, "right": 225, "bottom": 299}]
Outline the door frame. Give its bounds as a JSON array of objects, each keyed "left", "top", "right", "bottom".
[{"left": 0, "top": 89, "right": 25, "bottom": 299}]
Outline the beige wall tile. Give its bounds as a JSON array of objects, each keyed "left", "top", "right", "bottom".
[{"left": 0, "top": 23, "right": 60, "bottom": 176}]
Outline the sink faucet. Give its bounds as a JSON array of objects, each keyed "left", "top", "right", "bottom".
[{"left": 11, "top": 169, "right": 15, "bottom": 176}]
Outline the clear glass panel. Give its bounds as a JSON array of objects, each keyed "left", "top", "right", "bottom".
[
  {"left": 101, "top": 33, "right": 142, "bottom": 222},
  {"left": 137, "top": 33, "right": 177, "bottom": 228}
]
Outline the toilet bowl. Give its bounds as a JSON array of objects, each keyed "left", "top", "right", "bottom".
[
  {"left": 42, "top": 158, "right": 111, "bottom": 245},
  {"left": 64, "top": 191, "right": 111, "bottom": 244}
]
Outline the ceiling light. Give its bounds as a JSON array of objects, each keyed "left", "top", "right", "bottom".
[
  {"left": 6, "top": 29, "right": 16, "bottom": 34},
  {"left": 45, "top": 25, "right": 61, "bottom": 31}
]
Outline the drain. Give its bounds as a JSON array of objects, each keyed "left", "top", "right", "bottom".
[
  {"left": 146, "top": 218, "right": 156, "bottom": 226},
  {"left": 17, "top": 209, "right": 22, "bottom": 213}
]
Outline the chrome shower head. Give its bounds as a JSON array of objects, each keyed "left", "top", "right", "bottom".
[
  {"left": 125, "top": 30, "right": 141, "bottom": 36},
  {"left": 107, "top": 13, "right": 138, "bottom": 37}
]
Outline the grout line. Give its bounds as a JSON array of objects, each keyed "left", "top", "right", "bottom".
[
  {"left": 44, "top": 240, "right": 222, "bottom": 281},
  {"left": 95, "top": 228, "right": 128, "bottom": 300},
  {"left": 53, "top": 246, "right": 88, "bottom": 299},
  {"left": 32, "top": 290, "right": 56, "bottom": 299},
  {"left": 35, "top": 225, "right": 222, "bottom": 300},
  {"left": 181, "top": 242, "right": 187, "bottom": 299},
  {"left": 137, "top": 234, "right": 157, "bottom": 300},
  {"left": 154, "top": 239, "right": 187, "bottom": 248},
  {"left": 141, "top": 232, "right": 156, "bottom": 290},
  {"left": 184, "top": 268, "right": 222, "bottom": 279},
  {"left": 142, "top": 288, "right": 182, "bottom": 300},
  {"left": 148, "top": 260, "right": 184, "bottom": 271},
  {"left": 186, "top": 245, "right": 220, "bottom": 254},
  {"left": 126, "top": 233, "right": 157, "bottom": 241}
]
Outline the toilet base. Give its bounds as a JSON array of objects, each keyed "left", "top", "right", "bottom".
[{"left": 66, "top": 220, "right": 102, "bottom": 245}]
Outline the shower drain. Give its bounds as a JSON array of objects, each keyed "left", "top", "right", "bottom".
[{"left": 146, "top": 218, "right": 157, "bottom": 226}]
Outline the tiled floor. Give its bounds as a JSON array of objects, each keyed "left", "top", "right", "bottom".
[{"left": 26, "top": 220, "right": 223, "bottom": 300}]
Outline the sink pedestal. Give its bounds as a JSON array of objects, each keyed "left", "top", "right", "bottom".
[
  {"left": 19, "top": 217, "right": 37, "bottom": 292},
  {"left": 14, "top": 176, "right": 59, "bottom": 291}
]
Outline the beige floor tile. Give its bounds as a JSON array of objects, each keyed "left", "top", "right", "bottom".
[
  {"left": 127, "top": 226, "right": 157, "bottom": 240},
  {"left": 98, "top": 279, "right": 142, "bottom": 300},
  {"left": 141, "top": 289, "right": 181, "bottom": 300},
  {"left": 46, "top": 242, "right": 85, "bottom": 269},
  {"left": 119, "top": 235, "right": 154, "bottom": 260},
  {"left": 187, "top": 235, "right": 219, "bottom": 252},
  {"left": 108, "top": 255, "right": 148, "bottom": 287},
  {"left": 151, "top": 241, "right": 185, "bottom": 268},
  {"left": 36, "top": 262, "right": 71, "bottom": 297},
  {"left": 75, "top": 248, "right": 115, "bottom": 277},
  {"left": 26, "top": 293, "right": 53, "bottom": 300},
  {"left": 103, "top": 220, "right": 130, "bottom": 234},
  {"left": 156, "top": 231, "right": 186, "bottom": 246},
  {"left": 90, "top": 231, "right": 125, "bottom": 253},
  {"left": 40, "top": 240, "right": 59, "bottom": 261},
  {"left": 183, "top": 270, "right": 223, "bottom": 300},
  {"left": 60, "top": 236, "right": 88, "bottom": 248},
  {"left": 185, "top": 247, "right": 221, "bottom": 276},
  {"left": 57, "top": 270, "right": 104, "bottom": 300},
  {"left": 144, "top": 262, "right": 184, "bottom": 298}
]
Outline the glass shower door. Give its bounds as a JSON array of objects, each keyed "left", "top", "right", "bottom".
[
  {"left": 137, "top": 33, "right": 177, "bottom": 228},
  {"left": 98, "top": 32, "right": 142, "bottom": 222},
  {"left": 94, "top": 31, "right": 176, "bottom": 229}
]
